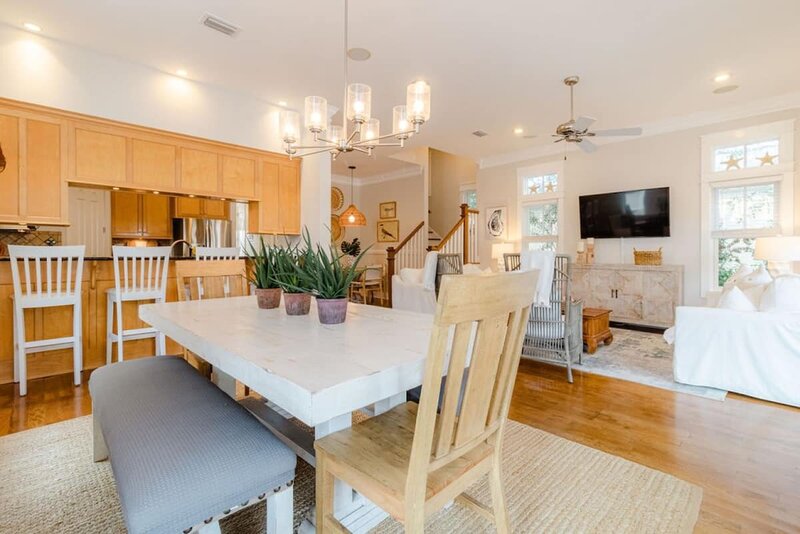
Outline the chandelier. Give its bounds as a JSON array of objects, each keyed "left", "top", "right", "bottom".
[{"left": 279, "top": 0, "right": 431, "bottom": 159}]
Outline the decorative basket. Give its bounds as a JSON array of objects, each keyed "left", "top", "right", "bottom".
[{"left": 633, "top": 247, "right": 663, "bottom": 266}]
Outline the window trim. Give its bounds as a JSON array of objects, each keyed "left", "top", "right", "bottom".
[
  {"left": 517, "top": 161, "right": 565, "bottom": 252},
  {"left": 700, "top": 119, "right": 795, "bottom": 294}
]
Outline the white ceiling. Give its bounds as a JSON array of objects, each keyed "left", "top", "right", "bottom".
[
  {"left": 3, "top": 0, "right": 800, "bottom": 165},
  {"left": 331, "top": 152, "right": 420, "bottom": 180}
]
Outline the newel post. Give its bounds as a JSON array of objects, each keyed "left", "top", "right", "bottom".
[
  {"left": 460, "top": 203, "right": 469, "bottom": 265},
  {"left": 386, "top": 246, "right": 396, "bottom": 308}
]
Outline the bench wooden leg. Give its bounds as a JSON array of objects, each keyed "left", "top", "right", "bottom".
[
  {"left": 93, "top": 416, "right": 109, "bottom": 462},
  {"left": 267, "top": 484, "right": 293, "bottom": 534}
]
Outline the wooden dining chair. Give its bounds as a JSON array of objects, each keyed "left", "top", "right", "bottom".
[
  {"left": 315, "top": 269, "right": 538, "bottom": 533},
  {"left": 349, "top": 264, "right": 385, "bottom": 305},
  {"left": 175, "top": 259, "right": 249, "bottom": 381}
]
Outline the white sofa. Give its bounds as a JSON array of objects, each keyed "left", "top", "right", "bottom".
[
  {"left": 391, "top": 252, "right": 438, "bottom": 314},
  {"left": 674, "top": 306, "right": 800, "bottom": 407}
]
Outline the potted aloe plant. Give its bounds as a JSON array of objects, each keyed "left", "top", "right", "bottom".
[
  {"left": 270, "top": 241, "right": 314, "bottom": 315},
  {"left": 291, "top": 229, "right": 368, "bottom": 324},
  {"left": 246, "top": 237, "right": 282, "bottom": 309}
]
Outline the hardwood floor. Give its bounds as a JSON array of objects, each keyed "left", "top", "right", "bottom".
[{"left": 2, "top": 361, "right": 799, "bottom": 532}]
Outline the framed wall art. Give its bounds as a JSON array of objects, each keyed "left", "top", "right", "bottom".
[
  {"left": 379, "top": 201, "right": 396, "bottom": 219},
  {"left": 486, "top": 206, "right": 507, "bottom": 240},
  {"left": 376, "top": 219, "right": 400, "bottom": 243}
]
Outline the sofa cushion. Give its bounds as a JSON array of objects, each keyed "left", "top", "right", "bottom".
[
  {"left": 422, "top": 251, "right": 439, "bottom": 291},
  {"left": 723, "top": 263, "right": 754, "bottom": 288},
  {"left": 717, "top": 286, "right": 758, "bottom": 312},
  {"left": 760, "top": 275, "right": 800, "bottom": 313},
  {"left": 399, "top": 268, "right": 424, "bottom": 285},
  {"left": 737, "top": 265, "right": 772, "bottom": 288}
]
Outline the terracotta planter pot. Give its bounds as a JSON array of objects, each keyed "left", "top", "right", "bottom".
[
  {"left": 254, "top": 287, "right": 282, "bottom": 309},
  {"left": 284, "top": 292, "right": 312, "bottom": 316},
  {"left": 316, "top": 297, "right": 348, "bottom": 325}
]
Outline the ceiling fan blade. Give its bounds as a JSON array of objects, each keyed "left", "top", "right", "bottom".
[
  {"left": 577, "top": 139, "right": 597, "bottom": 153},
  {"left": 592, "top": 127, "right": 643, "bottom": 137},
  {"left": 572, "top": 116, "right": 596, "bottom": 132}
]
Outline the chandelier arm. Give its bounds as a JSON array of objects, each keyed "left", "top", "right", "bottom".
[
  {"left": 312, "top": 137, "right": 338, "bottom": 145},
  {"left": 288, "top": 143, "right": 336, "bottom": 150},
  {"left": 345, "top": 124, "right": 361, "bottom": 145},
  {"left": 352, "top": 129, "right": 414, "bottom": 145},
  {"left": 351, "top": 146, "right": 371, "bottom": 154},
  {"left": 292, "top": 147, "right": 340, "bottom": 159},
  {"left": 363, "top": 142, "right": 404, "bottom": 147}
]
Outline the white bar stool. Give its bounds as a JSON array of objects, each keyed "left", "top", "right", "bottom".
[
  {"left": 9, "top": 245, "right": 86, "bottom": 397},
  {"left": 195, "top": 246, "right": 240, "bottom": 260},
  {"left": 106, "top": 246, "right": 171, "bottom": 364}
]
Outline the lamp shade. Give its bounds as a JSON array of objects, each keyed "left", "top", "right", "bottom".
[
  {"left": 392, "top": 105, "right": 411, "bottom": 138},
  {"left": 754, "top": 236, "right": 800, "bottom": 261},
  {"left": 491, "top": 242, "right": 514, "bottom": 260},
  {"left": 406, "top": 80, "right": 431, "bottom": 123},
  {"left": 346, "top": 83, "right": 371, "bottom": 122},
  {"left": 362, "top": 118, "right": 380, "bottom": 145},
  {"left": 339, "top": 204, "right": 367, "bottom": 227},
  {"left": 304, "top": 96, "right": 327, "bottom": 132},
  {"left": 279, "top": 110, "right": 300, "bottom": 144}
]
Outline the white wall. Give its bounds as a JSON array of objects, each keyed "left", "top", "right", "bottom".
[
  {"left": 0, "top": 24, "right": 330, "bottom": 242},
  {"left": 477, "top": 109, "right": 800, "bottom": 306},
  {"left": 429, "top": 149, "right": 478, "bottom": 235}
]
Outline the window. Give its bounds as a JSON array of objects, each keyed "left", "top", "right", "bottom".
[
  {"left": 518, "top": 162, "right": 564, "bottom": 252},
  {"left": 700, "top": 120, "right": 794, "bottom": 293},
  {"left": 461, "top": 188, "right": 477, "bottom": 209}
]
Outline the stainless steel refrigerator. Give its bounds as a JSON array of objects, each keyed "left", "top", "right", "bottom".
[{"left": 171, "top": 202, "right": 247, "bottom": 258}]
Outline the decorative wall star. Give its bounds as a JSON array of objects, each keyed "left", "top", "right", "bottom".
[
  {"left": 757, "top": 152, "right": 777, "bottom": 166},
  {"left": 528, "top": 184, "right": 539, "bottom": 194},
  {"left": 545, "top": 183, "right": 556, "bottom": 193},
  {"left": 724, "top": 154, "right": 743, "bottom": 170}
]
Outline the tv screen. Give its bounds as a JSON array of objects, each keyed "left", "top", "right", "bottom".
[{"left": 579, "top": 187, "right": 670, "bottom": 238}]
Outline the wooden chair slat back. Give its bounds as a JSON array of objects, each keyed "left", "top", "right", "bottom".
[
  {"left": 175, "top": 259, "right": 248, "bottom": 301},
  {"left": 195, "top": 246, "right": 240, "bottom": 261},
  {"left": 410, "top": 270, "right": 538, "bottom": 482},
  {"left": 111, "top": 246, "right": 171, "bottom": 298},
  {"left": 8, "top": 245, "right": 86, "bottom": 301}
]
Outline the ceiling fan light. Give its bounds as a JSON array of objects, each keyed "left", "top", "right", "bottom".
[
  {"left": 346, "top": 83, "right": 372, "bottom": 123},
  {"left": 279, "top": 110, "right": 300, "bottom": 144},
  {"left": 304, "top": 96, "right": 328, "bottom": 132},
  {"left": 406, "top": 80, "right": 431, "bottom": 123}
]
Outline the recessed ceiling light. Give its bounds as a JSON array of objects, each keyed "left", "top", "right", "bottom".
[
  {"left": 713, "top": 85, "right": 739, "bottom": 95},
  {"left": 112, "top": 187, "right": 120, "bottom": 191},
  {"left": 713, "top": 72, "right": 731, "bottom": 83},
  {"left": 153, "top": 191, "right": 160, "bottom": 195},
  {"left": 278, "top": 100, "right": 288, "bottom": 107},
  {"left": 188, "top": 194, "right": 195, "bottom": 198},
  {"left": 347, "top": 47, "right": 371, "bottom": 61},
  {"left": 513, "top": 127, "right": 524, "bottom": 135},
  {"left": 23, "top": 22, "right": 41, "bottom": 32},
  {"left": 175, "top": 69, "right": 188, "bottom": 77}
]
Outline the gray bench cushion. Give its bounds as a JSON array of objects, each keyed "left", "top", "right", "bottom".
[{"left": 90, "top": 356, "right": 296, "bottom": 534}]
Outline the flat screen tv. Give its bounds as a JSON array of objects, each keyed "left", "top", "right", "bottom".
[{"left": 579, "top": 187, "right": 670, "bottom": 239}]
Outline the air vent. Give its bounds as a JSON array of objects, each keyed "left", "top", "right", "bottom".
[
  {"left": 472, "top": 130, "right": 489, "bottom": 138},
  {"left": 201, "top": 14, "right": 240, "bottom": 37}
]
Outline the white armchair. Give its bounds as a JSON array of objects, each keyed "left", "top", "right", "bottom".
[{"left": 391, "top": 252, "right": 438, "bottom": 314}]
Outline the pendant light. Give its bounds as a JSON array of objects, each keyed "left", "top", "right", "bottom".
[{"left": 339, "top": 165, "right": 366, "bottom": 227}]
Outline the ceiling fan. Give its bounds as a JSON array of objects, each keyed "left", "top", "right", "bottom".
[{"left": 553, "top": 76, "right": 642, "bottom": 153}]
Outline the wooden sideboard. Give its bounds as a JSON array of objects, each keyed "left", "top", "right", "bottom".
[
  {"left": 0, "top": 98, "right": 301, "bottom": 234},
  {"left": 571, "top": 263, "right": 683, "bottom": 328}
]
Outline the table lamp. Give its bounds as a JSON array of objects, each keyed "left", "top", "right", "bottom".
[
  {"left": 754, "top": 236, "right": 800, "bottom": 276},
  {"left": 492, "top": 242, "right": 514, "bottom": 271}
]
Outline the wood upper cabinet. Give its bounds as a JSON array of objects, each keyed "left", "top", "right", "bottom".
[
  {"left": 174, "top": 196, "right": 229, "bottom": 220},
  {"left": 0, "top": 107, "right": 67, "bottom": 225},
  {"left": 249, "top": 158, "right": 301, "bottom": 235},
  {"left": 111, "top": 191, "right": 172, "bottom": 239},
  {"left": 73, "top": 126, "right": 127, "bottom": 185},
  {"left": 180, "top": 148, "right": 219, "bottom": 194},
  {"left": 222, "top": 155, "right": 256, "bottom": 199},
  {"left": 131, "top": 139, "right": 176, "bottom": 190}
]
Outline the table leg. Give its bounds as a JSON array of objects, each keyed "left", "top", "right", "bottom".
[
  {"left": 299, "top": 393, "right": 406, "bottom": 534},
  {"left": 211, "top": 368, "right": 237, "bottom": 399}
]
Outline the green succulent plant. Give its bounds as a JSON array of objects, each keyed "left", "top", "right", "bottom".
[
  {"left": 244, "top": 236, "right": 280, "bottom": 290},
  {"left": 268, "top": 239, "right": 315, "bottom": 294}
]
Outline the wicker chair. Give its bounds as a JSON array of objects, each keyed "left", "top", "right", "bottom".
[
  {"left": 504, "top": 253, "right": 583, "bottom": 382},
  {"left": 434, "top": 253, "right": 463, "bottom": 296}
]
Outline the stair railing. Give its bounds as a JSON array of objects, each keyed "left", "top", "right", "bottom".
[
  {"left": 385, "top": 221, "right": 426, "bottom": 307},
  {"left": 428, "top": 204, "right": 480, "bottom": 265}
]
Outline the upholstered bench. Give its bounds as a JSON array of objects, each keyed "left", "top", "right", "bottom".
[{"left": 89, "top": 356, "right": 296, "bottom": 534}]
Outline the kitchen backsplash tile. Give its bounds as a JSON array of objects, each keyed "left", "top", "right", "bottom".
[{"left": 0, "top": 231, "right": 63, "bottom": 256}]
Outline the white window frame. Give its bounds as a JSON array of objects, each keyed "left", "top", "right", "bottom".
[
  {"left": 517, "top": 161, "right": 565, "bottom": 252},
  {"left": 700, "top": 119, "right": 795, "bottom": 295}
]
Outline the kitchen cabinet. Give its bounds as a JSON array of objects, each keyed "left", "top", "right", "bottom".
[
  {"left": 111, "top": 191, "right": 172, "bottom": 239},
  {"left": 180, "top": 148, "right": 219, "bottom": 194},
  {"left": 174, "top": 196, "right": 229, "bottom": 220},
  {"left": 131, "top": 138, "right": 177, "bottom": 190},
  {"left": 73, "top": 125, "right": 127, "bottom": 186},
  {"left": 248, "top": 159, "right": 301, "bottom": 234},
  {"left": 222, "top": 155, "right": 257, "bottom": 199},
  {"left": 0, "top": 260, "right": 181, "bottom": 384},
  {"left": 0, "top": 106, "right": 68, "bottom": 225}
]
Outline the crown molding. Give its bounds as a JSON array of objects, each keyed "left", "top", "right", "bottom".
[
  {"left": 331, "top": 166, "right": 422, "bottom": 187},
  {"left": 479, "top": 90, "right": 800, "bottom": 169}
]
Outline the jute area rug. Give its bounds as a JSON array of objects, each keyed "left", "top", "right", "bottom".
[{"left": 0, "top": 416, "right": 701, "bottom": 533}]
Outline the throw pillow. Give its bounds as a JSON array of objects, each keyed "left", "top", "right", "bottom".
[
  {"left": 421, "top": 251, "right": 438, "bottom": 291},
  {"left": 737, "top": 265, "right": 772, "bottom": 288},
  {"left": 723, "top": 263, "right": 754, "bottom": 289},
  {"left": 717, "top": 286, "right": 758, "bottom": 312},
  {"left": 759, "top": 275, "right": 800, "bottom": 313}
]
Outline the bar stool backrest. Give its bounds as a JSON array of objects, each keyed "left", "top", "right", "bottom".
[
  {"left": 111, "top": 246, "right": 171, "bottom": 301},
  {"left": 8, "top": 245, "right": 86, "bottom": 306},
  {"left": 195, "top": 246, "right": 240, "bottom": 261}
]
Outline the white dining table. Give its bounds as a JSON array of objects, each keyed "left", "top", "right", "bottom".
[{"left": 139, "top": 295, "right": 434, "bottom": 533}]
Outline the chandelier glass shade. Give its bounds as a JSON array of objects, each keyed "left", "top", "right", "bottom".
[
  {"left": 339, "top": 165, "right": 366, "bottom": 227},
  {"left": 280, "top": 0, "right": 430, "bottom": 160}
]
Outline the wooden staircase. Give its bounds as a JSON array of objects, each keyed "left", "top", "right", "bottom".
[{"left": 428, "top": 204, "right": 480, "bottom": 265}]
